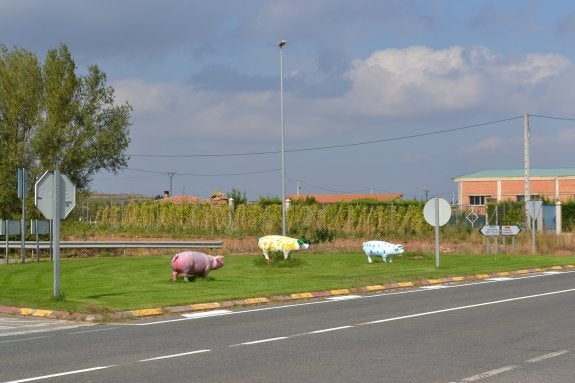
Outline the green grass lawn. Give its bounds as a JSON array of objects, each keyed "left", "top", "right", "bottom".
[{"left": 1, "top": 251, "right": 573, "bottom": 314}]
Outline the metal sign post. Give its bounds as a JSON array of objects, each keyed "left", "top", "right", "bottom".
[
  {"left": 18, "top": 168, "right": 28, "bottom": 263},
  {"left": 501, "top": 225, "right": 521, "bottom": 252},
  {"left": 480, "top": 225, "right": 500, "bottom": 254},
  {"left": 53, "top": 171, "right": 61, "bottom": 297},
  {"left": 35, "top": 170, "right": 76, "bottom": 298},
  {"left": 423, "top": 197, "right": 452, "bottom": 268}
]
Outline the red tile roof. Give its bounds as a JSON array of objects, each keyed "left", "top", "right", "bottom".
[{"left": 287, "top": 193, "right": 402, "bottom": 204}]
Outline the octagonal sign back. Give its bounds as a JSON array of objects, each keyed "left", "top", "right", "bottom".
[{"left": 35, "top": 171, "right": 76, "bottom": 219}]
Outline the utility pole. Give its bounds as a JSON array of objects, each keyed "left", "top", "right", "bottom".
[
  {"left": 279, "top": 39, "right": 287, "bottom": 236},
  {"left": 167, "top": 172, "right": 175, "bottom": 196},
  {"left": 524, "top": 113, "right": 536, "bottom": 254},
  {"left": 524, "top": 113, "right": 531, "bottom": 230}
]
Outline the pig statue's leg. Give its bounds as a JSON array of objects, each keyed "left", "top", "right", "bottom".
[
  {"left": 389, "top": 255, "right": 393, "bottom": 263},
  {"left": 262, "top": 251, "right": 270, "bottom": 263},
  {"left": 283, "top": 250, "right": 290, "bottom": 260},
  {"left": 172, "top": 270, "right": 179, "bottom": 282},
  {"left": 382, "top": 255, "right": 387, "bottom": 263},
  {"left": 366, "top": 252, "right": 373, "bottom": 263}
]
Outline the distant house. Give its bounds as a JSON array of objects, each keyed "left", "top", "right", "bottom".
[
  {"left": 452, "top": 168, "right": 575, "bottom": 212},
  {"left": 287, "top": 193, "right": 403, "bottom": 204}
]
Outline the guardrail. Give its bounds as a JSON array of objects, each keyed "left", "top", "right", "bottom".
[{"left": 4, "top": 240, "right": 224, "bottom": 250}]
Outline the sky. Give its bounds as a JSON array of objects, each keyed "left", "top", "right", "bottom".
[{"left": 2, "top": 0, "right": 575, "bottom": 202}]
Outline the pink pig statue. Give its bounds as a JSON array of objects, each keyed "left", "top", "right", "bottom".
[{"left": 171, "top": 251, "right": 224, "bottom": 282}]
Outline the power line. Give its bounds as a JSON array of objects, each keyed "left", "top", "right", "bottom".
[
  {"left": 530, "top": 114, "right": 575, "bottom": 122},
  {"left": 105, "top": 114, "right": 574, "bottom": 195},
  {"left": 126, "top": 167, "right": 280, "bottom": 177},
  {"left": 287, "top": 116, "right": 524, "bottom": 154},
  {"left": 291, "top": 177, "right": 373, "bottom": 194},
  {"left": 127, "top": 116, "right": 524, "bottom": 158}
]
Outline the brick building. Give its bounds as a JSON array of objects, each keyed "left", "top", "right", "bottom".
[{"left": 452, "top": 169, "right": 575, "bottom": 213}]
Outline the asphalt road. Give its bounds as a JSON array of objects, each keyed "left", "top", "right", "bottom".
[{"left": 1, "top": 270, "right": 574, "bottom": 383}]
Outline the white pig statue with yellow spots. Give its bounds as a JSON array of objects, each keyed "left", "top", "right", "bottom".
[{"left": 257, "top": 235, "right": 310, "bottom": 262}]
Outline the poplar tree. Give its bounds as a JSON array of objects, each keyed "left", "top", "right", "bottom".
[{"left": 0, "top": 43, "right": 131, "bottom": 217}]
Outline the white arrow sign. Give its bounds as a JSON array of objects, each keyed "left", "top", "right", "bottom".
[
  {"left": 480, "top": 225, "right": 500, "bottom": 237},
  {"left": 501, "top": 225, "right": 521, "bottom": 236}
]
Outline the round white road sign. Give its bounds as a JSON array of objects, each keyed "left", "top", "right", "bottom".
[{"left": 423, "top": 197, "right": 451, "bottom": 226}]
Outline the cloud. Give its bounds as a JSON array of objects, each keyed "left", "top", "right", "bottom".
[
  {"left": 467, "top": 136, "right": 507, "bottom": 153},
  {"left": 114, "top": 45, "right": 575, "bottom": 156},
  {"left": 325, "top": 45, "right": 574, "bottom": 120},
  {"left": 113, "top": 78, "right": 279, "bottom": 154},
  {"left": 342, "top": 46, "right": 483, "bottom": 115},
  {"left": 190, "top": 65, "right": 274, "bottom": 91},
  {"left": 493, "top": 52, "right": 570, "bottom": 84}
]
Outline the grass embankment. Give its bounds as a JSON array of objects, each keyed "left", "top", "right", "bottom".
[{"left": 1, "top": 252, "right": 573, "bottom": 314}]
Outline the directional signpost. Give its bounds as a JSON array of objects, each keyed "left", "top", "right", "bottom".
[
  {"left": 501, "top": 225, "right": 521, "bottom": 252},
  {"left": 423, "top": 197, "right": 451, "bottom": 268},
  {"left": 480, "top": 225, "right": 500, "bottom": 254},
  {"left": 35, "top": 171, "right": 76, "bottom": 298},
  {"left": 501, "top": 225, "right": 521, "bottom": 236},
  {"left": 480, "top": 225, "right": 500, "bottom": 237},
  {"left": 481, "top": 225, "right": 521, "bottom": 253}
]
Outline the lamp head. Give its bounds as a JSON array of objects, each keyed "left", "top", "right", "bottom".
[{"left": 278, "top": 40, "right": 287, "bottom": 48}]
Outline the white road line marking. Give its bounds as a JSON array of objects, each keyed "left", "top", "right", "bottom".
[
  {"left": 421, "top": 285, "right": 449, "bottom": 289},
  {"left": 231, "top": 336, "right": 289, "bottom": 346},
  {"left": 139, "top": 349, "right": 211, "bottom": 362},
  {"left": 0, "top": 336, "right": 51, "bottom": 344},
  {"left": 359, "top": 288, "right": 575, "bottom": 326},
  {"left": 462, "top": 365, "right": 518, "bottom": 381},
  {"left": 66, "top": 327, "right": 116, "bottom": 335},
  {"left": 2, "top": 366, "right": 115, "bottom": 383},
  {"left": 525, "top": 350, "right": 569, "bottom": 363},
  {"left": 0, "top": 325, "right": 84, "bottom": 337},
  {"left": 307, "top": 326, "right": 354, "bottom": 334},
  {"left": 136, "top": 309, "right": 234, "bottom": 326},
  {"left": 487, "top": 277, "right": 513, "bottom": 281},
  {"left": 326, "top": 295, "right": 361, "bottom": 301},
  {"left": 182, "top": 310, "right": 233, "bottom": 318},
  {"left": 126, "top": 271, "right": 575, "bottom": 328}
]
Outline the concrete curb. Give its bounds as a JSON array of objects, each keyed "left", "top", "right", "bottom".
[{"left": 3, "top": 265, "right": 574, "bottom": 322}]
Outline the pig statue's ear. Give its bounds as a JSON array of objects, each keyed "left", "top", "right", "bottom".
[{"left": 297, "top": 239, "right": 304, "bottom": 245}]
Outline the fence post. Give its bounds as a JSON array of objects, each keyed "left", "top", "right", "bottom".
[
  {"left": 228, "top": 198, "right": 234, "bottom": 227},
  {"left": 556, "top": 201, "right": 562, "bottom": 235}
]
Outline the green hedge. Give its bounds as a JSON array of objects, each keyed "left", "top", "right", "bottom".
[
  {"left": 94, "top": 200, "right": 433, "bottom": 241},
  {"left": 92, "top": 199, "right": 575, "bottom": 241}
]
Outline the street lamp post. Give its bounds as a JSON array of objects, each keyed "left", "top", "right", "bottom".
[{"left": 279, "top": 39, "right": 287, "bottom": 236}]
